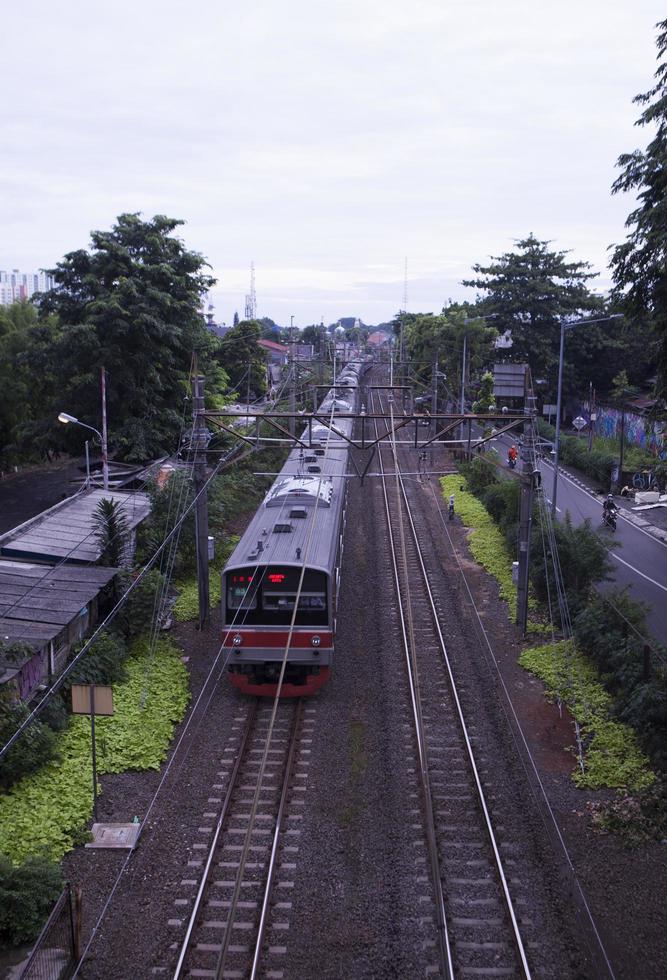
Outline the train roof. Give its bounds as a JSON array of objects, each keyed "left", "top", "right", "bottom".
[{"left": 224, "top": 393, "right": 356, "bottom": 577}]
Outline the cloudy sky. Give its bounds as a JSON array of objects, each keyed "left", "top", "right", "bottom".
[{"left": 2, "top": 1, "right": 663, "bottom": 327}]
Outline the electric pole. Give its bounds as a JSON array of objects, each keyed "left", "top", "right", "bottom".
[
  {"left": 289, "top": 315, "right": 296, "bottom": 438},
  {"left": 192, "top": 373, "right": 210, "bottom": 628},
  {"left": 516, "top": 389, "right": 537, "bottom": 635}
]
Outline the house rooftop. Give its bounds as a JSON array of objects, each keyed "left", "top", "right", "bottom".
[{"left": 0, "top": 489, "right": 151, "bottom": 564}]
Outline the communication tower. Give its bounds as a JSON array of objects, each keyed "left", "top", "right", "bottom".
[{"left": 244, "top": 261, "right": 257, "bottom": 320}]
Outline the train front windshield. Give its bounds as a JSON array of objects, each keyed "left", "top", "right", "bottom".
[{"left": 225, "top": 566, "right": 329, "bottom": 626}]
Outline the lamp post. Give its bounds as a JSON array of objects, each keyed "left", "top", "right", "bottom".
[
  {"left": 551, "top": 314, "right": 622, "bottom": 515},
  {"left": 57, "top": 412, "right": 109, "bottom": 490}
]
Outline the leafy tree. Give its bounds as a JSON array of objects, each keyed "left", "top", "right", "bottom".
[
  {"left": 610, "top": 18, "right": 667, "bottom": 404},
  {"left": 0, "top": 855, "right": 63, "bottom": 944},
  {"left": 0, "top": 303, "right": 37, "bottom": 463},
  {"left": 233, "top": 311, "right": 239, "bottom": 327},
  {"left": 398, "top": 308, "right": 497, "bottom": 405},
  {"left": 92, "top": 498, "right": 130, "bottom": 568},
  {"left": 530, "top": 513, "right": 615, "bottom": 620},
  {"left": 462, "top": 235, "right": 600, "bottom": 386},
  {"left": 67, "top": 630, "right": 128, "bottom": 687},
  {"left": 218, "top": 320, "right": 268, "bottom": 398},
  {"left": 0, "top": 688, "right": 59, "bottom": 790},
  {"left": 471, "top": 371, "right": 495, "bottom": 414},
  {"left": 33, "top": 213, "right": 223, "bottom": 460},
  {"left": 116, "top": 568, "right": 167, "bottom": 641}
]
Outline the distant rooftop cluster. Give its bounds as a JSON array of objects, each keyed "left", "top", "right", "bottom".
[{"left": 0, "top": 268, "right": 54, "bottom": 306}]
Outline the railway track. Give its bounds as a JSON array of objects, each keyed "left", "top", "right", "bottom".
[
  {"left": 172, "top": 698, "right": 305, "bottom": 980},
  {"left": 370, "top": 383, "right": 534, "bottom": 979}
]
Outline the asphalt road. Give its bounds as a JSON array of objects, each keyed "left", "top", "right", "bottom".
[
  {"left": 539, "top": 458, "right": 667, "bottom": 645},
  {"left": 490, "top": 433, "right": 667, "bottom": 646}
]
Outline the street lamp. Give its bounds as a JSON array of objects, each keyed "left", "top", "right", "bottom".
[
  {"left": 551, "top": 314, "right": 622, "bottom": 515},
  {"left": 57, "top": 412, "right": 109, "bottom": 490}
]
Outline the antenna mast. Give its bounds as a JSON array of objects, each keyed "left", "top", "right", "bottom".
[{"left": 244, "top": 261, "right": 257, "bottom": 320}]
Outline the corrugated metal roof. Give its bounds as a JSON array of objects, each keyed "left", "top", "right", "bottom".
[
  {"left": 0, "top": 489, "right": 151, "bottom": 563},
  {"left": 0, "top": 560, "right": 117, "bottom": 648}
]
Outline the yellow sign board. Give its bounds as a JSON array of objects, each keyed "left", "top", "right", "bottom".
[{"left": 71, "top": 685, "right": 114, "bottom": 716}]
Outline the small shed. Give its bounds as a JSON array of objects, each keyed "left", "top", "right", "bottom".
[{"left": 0, "top": 561, "right": 118, "bottom": 699}]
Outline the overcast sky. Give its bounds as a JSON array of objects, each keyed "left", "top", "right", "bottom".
[{"left": 2, "top": 1, "right": 663, "bottom": 327}]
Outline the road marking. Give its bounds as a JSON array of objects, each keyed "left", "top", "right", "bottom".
[{"left": 611, "top": 552, "right": 667, "bottom": 592}]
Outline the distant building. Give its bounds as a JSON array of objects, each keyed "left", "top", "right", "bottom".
[
  {"left": 366, "top": 330, "right": 392, "bottom": 347},
  {"left": 0, "top": 268, "right": 54, "bottom": 306},
  {"left": 258, "top": 338, "right": 289, "bottom": 366}
]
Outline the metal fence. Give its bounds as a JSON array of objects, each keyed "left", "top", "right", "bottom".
[{"left": 19, "top": 884, "right": 80, "bottom": 980}]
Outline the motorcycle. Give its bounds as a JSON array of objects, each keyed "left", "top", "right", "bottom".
[
  {"left": 602, "top": 509, "right": 617, "bottom": 531},
  {"left": 507, "top": 455, "right": 517, "bottom": 470}
]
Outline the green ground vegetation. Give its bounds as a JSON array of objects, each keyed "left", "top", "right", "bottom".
[
  {"left": 520, "top": 641, "right": 654, "bottom": 791},
  {"left": 0, "top": 637, "right": 189, "bottom": 865}
]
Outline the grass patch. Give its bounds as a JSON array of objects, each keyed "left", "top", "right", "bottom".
[
  {"left": 339, "top": 716, "right": 367, "bottom": 829},
  {"left": 173, "top": 535, "right": 239, "bottom": 622},
  {"left": 441, "top": 474, "right": 548, "bottom": 633},
  {"left": 519, "top": 640, "right": 654, "bottom": 791},
  {"left": 0, "top": 637, "right": 189, "bottom": 864}
]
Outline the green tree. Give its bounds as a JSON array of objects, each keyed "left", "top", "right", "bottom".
[
  {"left": 0, "top": 302, "right": 42, "bottom": 464},
  {"left": 0, "top": 688, "right": 59, "bottom": 790},
  {"left": 218, "top": 320, "right": 268, "bottom": 398},
  {"left": 0, "top": 855, "right": 63, "bottom": 944},
  {"left": 471, "top": 371, "right": 496, "bottom": 414},
  {"left": 530, "top": 513, "right": 615, "bottom": 621},
  {"left": 67, "top": 630, "right": 128, "bottom": 687},
  {"left": 34, "top": 213, "right": 223, "bottom": 460},
  {"left": 399, "top": 308, "right": 497, "bottom": 405},
  {"left": 610, "top": 18, "right": 667, "bottom": 404},
  {"left": 462, "top": 235, "right": 600, "bottom": 385},
  {"left": 92, "top": 498, "right": 130, "bottom": 568}
]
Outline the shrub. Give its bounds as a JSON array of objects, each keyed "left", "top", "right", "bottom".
[
  {"left": 0, "top": 691, "right": 59, "bottom": 791},
  {"left": 574, "top": 590, "right": 667, "bottom": 766},
  {"left": 0, "top": 854, "right": 62, "bottom": 944},
  {"left": 116, "top": 568, "right": 167, "bottom": 642},
  {"left": 67, "top": 630, "right": 128, "bottom": 687},
  {"left": 530, "top": 512, "right": 615, "bottom": 621}
]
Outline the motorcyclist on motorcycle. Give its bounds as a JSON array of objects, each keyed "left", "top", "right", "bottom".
[
  {"left": 508, "top": 445, "right": 518, "bottom": 468},
  {"left": 602, "top": 494, "right": 618, "bottom": 527}
]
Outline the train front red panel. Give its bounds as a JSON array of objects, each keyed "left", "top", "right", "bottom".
[{"left": 221, "top": 630, "right": 333, "bottom": 649}]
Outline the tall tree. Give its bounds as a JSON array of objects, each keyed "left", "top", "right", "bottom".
[
  {"left": 218, "top": 320, "right": 268, "bottom": 399},
  {"left": 610, "top": 18, "right": 667, "bottom": 404},
  {"left": 400, "top": 307, "right": 498, "bottom": 405},
  {"left": 35, "top": 213, "right": 222, "bottom": 460},
  {"left": 461, "top": 235, "right": 600, "bottom": 385}
]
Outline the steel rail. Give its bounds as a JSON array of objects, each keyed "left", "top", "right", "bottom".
[
  {"left": 172, "top": 700, "right": 258, "bottom": 980},
  {"left": 250, "top": 698, "right": 304, "bottom": 980},
  {"left": 369, "top": 386, "right": 454, "bottom": 980},
  {"left": 377, "top": 381, "right": 533, "bottom": 979}
]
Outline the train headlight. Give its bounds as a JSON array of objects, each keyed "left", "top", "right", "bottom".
[
  {"left": 232, "top": 634, "right": 243, "bottom": 647},
  {"left": 311, "top": 635, "right": 321, "bottom": 648}
]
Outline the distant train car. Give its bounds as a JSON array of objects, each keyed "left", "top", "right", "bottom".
[{"left": 221, "top": 358, "right": 367, "bottom": 696}]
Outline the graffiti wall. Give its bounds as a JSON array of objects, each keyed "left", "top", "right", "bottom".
[{"left": 593, "top": 406, "right": 666, "bottom": 458}]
